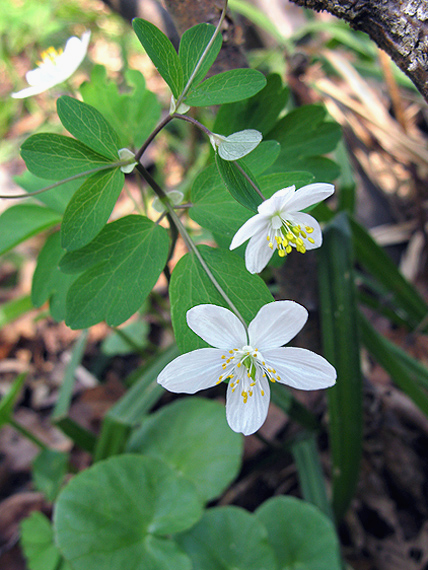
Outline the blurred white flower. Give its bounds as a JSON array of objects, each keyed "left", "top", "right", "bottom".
[
  {"left": 230, "top": 183, "right": 334, "bottom": 274},
  {"left": 11, "top": 31, "right": 91, "bottom": 99},
  {"left": 157, "top": 302, "right": 336, "bottom": 436}
]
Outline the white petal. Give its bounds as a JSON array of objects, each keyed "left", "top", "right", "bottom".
[
  {"left": 226, "top": 376, "right": 270, "bottom": 435},
  {"left": 218, "top": 129, "right": 263, "bottom": 161},
  {"left": 186, "top": 304, "right": 247, "bottom": 349},
  {"left": 11, "top": 82, "right": 54, "bottom": 98},
  {"left": 230, "top": 214, "right": 267, "bottom": 250},
  {"left": 262, "top": 347, "right": 337, "bottom": 390},
  {"left": 257, "top": 186, "right": 295, "bottom": 216},
  {"left": 285, "top": 183, "right": 334, "bottom": 212},
  {"left": 245, "top": 230, "right": 274, "bottom": 274},
  {"left": 290, "top": 212, "right": 322, "bottom": 249},
  {"left": 249, "top": 301, "right": 308, "bottom": 350},
  {"left": 157, "top": 348, "right": 222, "bottom": 392}
]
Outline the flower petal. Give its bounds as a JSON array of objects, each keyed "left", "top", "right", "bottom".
[
  {"left": 226, "top": 375, "right": 270, "bottom": 435},
  {"left": 157, "top": 347, "right": 222, "bottom": 392},
  {"left": 244, "top": 230, "right": 274, "bottom": 274},
  {"left": 249, "top": 301, "right": 308, "bottom": 350},
  {"left": 186, "top": 304, "right": 247, "bottom": 349},
  {"left": 11, "top": 83, "right": 55, "bottom": 99},
  {"left": 285, "top": 183, "right": 334, "bottom": 212},
  {"left": 262, "top": 347, "right": 337, "bottom": 390},
  {"left": 289, "top": 212, "right": 322, "bottom": 249},
  {"left": 230, "top": 214, "right": 267, "bottom": 250},
  {"left": 257, "top": 186, "right": 295, "bottom": 216}
]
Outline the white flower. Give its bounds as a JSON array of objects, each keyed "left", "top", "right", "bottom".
[
  {"left": 157, "top": 302, "right": 336, "bottom": 436},
  {"left": 230, "top": 183, "right": 335, "bottom": 274},
  {"left": 11, "top": 32, "right": 91, "bottom": 99}
]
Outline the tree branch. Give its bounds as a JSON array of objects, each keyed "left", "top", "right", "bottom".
[{"left": 289, "top": 0, "right": 428, "bottom": 102}]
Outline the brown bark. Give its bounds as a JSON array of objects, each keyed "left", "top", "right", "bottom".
[
  {"left": 162, "top": 0, "right": 248, "bottom": 71},
  {"left": 289, "top": 0, "right": 428, "bottom": 102}
]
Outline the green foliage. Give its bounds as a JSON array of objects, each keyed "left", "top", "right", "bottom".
[
  {"left": 80, "top": 66, "right": 161, "bottom": 149},
  {"left": 61, "top": 168, "right": 124, "bottom": 251},
  {"left": 31, "top": 232, "right": 76, "bottom": 322},
  {"left": 54, "top": 455, "right": 202, "bottom": 570},
  {"left": 0, "top": 373, "right": 26, "bottom": 428},
  {"left": 21, "top": 134, "right": 114, "bottom": 180},
  {"left": 255, "top": 496, "right": 342, "bottom": 570},
  {"left": 127, "top": 397, "right": 243, "bottom": 501},
  {"left": 32, "top": 449, "right": 68, "bottom": 502},
  {"left": 0, "top": 204, "right": 61, "bottom": 256},
  {"left": 179, "top": 23, "right": 222, "bottom": 87},
  {"left": 169, "top": 246, "right": 274, "bottom": 353},
  {"left": 185, "top": 68, "right": 267, "bottom": 106},
  {"left": 21, "top": 512, "right": 71, "bottom": 570},
  {"left": 132, "top": 18, "right": 184, "bottom": 98},
  {"left": 215, "top": 154, "right": 262, "bottom": 212},
  {"left": 60, "top": 216, "right": 170, "bottom": 328},
  {"left": 57, "top": 96, "right": 120, "bottom": 160},
  {"left": 101, "top": 320, "right": 150, "bottom": 356},
  {"left": 13, "top": 171, "right": 81, "bottom": 213},
  {"left": 177, "top": 506, "right": 278, "bottom": 570}
]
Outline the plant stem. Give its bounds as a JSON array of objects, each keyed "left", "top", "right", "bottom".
[
  {"left": 134, "top": 113, "right": 174, "bottom": 163},
  {"left": 234, "top": 162, "right": 266, "bottom": 200},
  {"left": 136, "top": 164, "right": 248, "bottom": 332},
  {"left": 0, "top": 161, "right": 130, "bottom": 200},
  {"left": 174, "top": 113, "right": 214, "bottom": 137},
  {"left": 9, "top": 418, "right": 49, "bottom": 451}
]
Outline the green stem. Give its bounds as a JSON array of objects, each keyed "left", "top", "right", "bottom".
[
  {"left": 9, "top": 417, "right": 49, "bottom": 451},
  {"left": 136, "top": 164, "right": 248, "bottom": 332},
  {"left": 175, "top": 0, "right": 229, "bottom": 109},
  {"left": 0, "top": 161, "right": 133, "bottom": 200}
]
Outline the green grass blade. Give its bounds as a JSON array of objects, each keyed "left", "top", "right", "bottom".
[
  {"left": 318, "top": 212, "right": 363, "bottom": 522},
  {"left": 0, "top": 295, "right": 33, "bottom": 328}
]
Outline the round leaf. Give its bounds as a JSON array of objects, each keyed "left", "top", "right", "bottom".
[
  {"left": 54, "top": 455, "right": 200, "bottom": 570},
  {"left": 127, "top": 397, "right": 243, "bottom": 502},
  {"left": 255, "top": 496, "right": 342, "bottom": 570},
  {"left": 177, "top": 506, "right": 278, "bottom": 570},
  {"left": 218, "top": 129, "right": 263, "bottom": 161}
]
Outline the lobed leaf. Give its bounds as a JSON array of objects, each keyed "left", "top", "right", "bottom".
[{"left": 60, "top": 215, "right": 170, "bottom": 328}]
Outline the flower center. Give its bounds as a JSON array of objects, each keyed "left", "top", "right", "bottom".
[
  {"left": 217, "top": 345, "right": 281, "bottom": 404},
  {"left": 267, "top": 213, "right": 315, "bottom": 258},
  {"left": 38, "top": 46, "right": 63, "bottom": 67}
]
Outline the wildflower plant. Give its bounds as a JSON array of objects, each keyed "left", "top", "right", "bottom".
[{"left": 2, "top": 1, "right": 357, "bottom": 569}]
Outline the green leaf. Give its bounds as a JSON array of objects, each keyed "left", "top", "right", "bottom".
[
  {"left": 60, "top": 216, "right": 170, "bottom": 328},
  {"left": 61, "top": 168, "right": 124, "bottom": 251},
  {"left": 0, "top": 204, "right": 61, "bottom": 256},
  {"left": 255, "top": 496, "right": 342, "bottom": 570},
  {"left": 0, "top": 295, "right": 33, "bottom": 329},
  {"left": 80, "top": 65, "right": 161, "bottom": 149},
  {"left": 240, "top": 140, "right": 281, "bottom": 176},
  {"left": 190, "top": 165, "right": 313, "bottom": 240},
  {"left": 13, "top": 171, "right": 81, "bottom": 214},
  {"left": 0, "top": 373, "right": 26, "bottom": 428},
  {"left": 132, "top": 18, "right": 184, "bottom": 97},
  {"left": 177, "top": 506, "right": 278, "bottom": 570},
  {"left": 215, "top": 154, "right": 262, "bottom": 212},
  {"left": 267, "top": 105, "right": 342, "bottom": 179},
  {"left": 213, "top": 73, "right": 289, "bottom": 135},
  {"left": 127, "top": 397, "right": 243, "bottom": 502},
  {"left": 32, "top": 232, "right": 76, "bottom": 323},
  {"left": 359, "top": 313, "right": 428, "bottom": 416},
  {"left": 185, "top": 69, "right": 267, "bottom": 106},
  {"left": 57, "top": 96, "right": 120, "bottom": 160},
  {"left": 21, "top": 512, "right": 71, "bottom": 570},
  {"left": 291, "top": 435, "right": 334, "bottom": 520},
  {"left": 169, "top": 245, "right": 273, "bottom": 353},
  {"left": 32, "top": 449, "right": 68, "bottom": 502},
  {"left": 21, "top": 134, "right": 114, "bottom": 180},
  {"left": 317, "top": 213, "right": 362, "bottom": 521},
  {"left": 54, "top": 455, "right": 200, "bottom": 570},
  {"left": 179, "top": 23, "right": 222, "bottom": 87}
]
